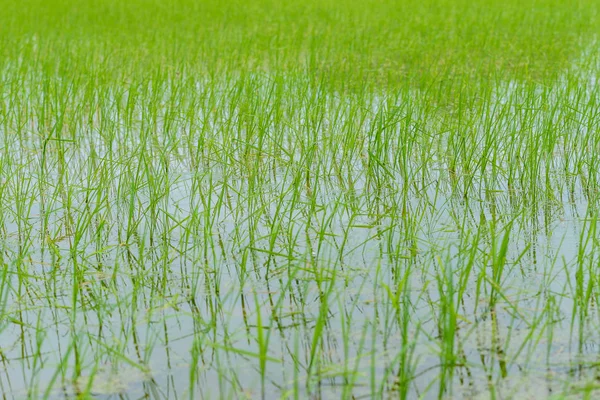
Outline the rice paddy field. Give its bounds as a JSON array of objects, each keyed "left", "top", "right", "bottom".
[{"left": 2, "top": 0, "right": 600, "bottom": 398}]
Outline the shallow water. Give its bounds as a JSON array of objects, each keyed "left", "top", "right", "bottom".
[{"left": 1, "top": 66, "right": 600, "bottom": 399}]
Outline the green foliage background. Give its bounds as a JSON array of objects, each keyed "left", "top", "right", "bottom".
[{"left": 2, "top": 0, "right": 597, "bottom": 90}]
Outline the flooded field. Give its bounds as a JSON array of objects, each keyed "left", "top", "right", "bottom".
[{"left": 1, "top": 1, "right": 600, "bottom": 399}]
